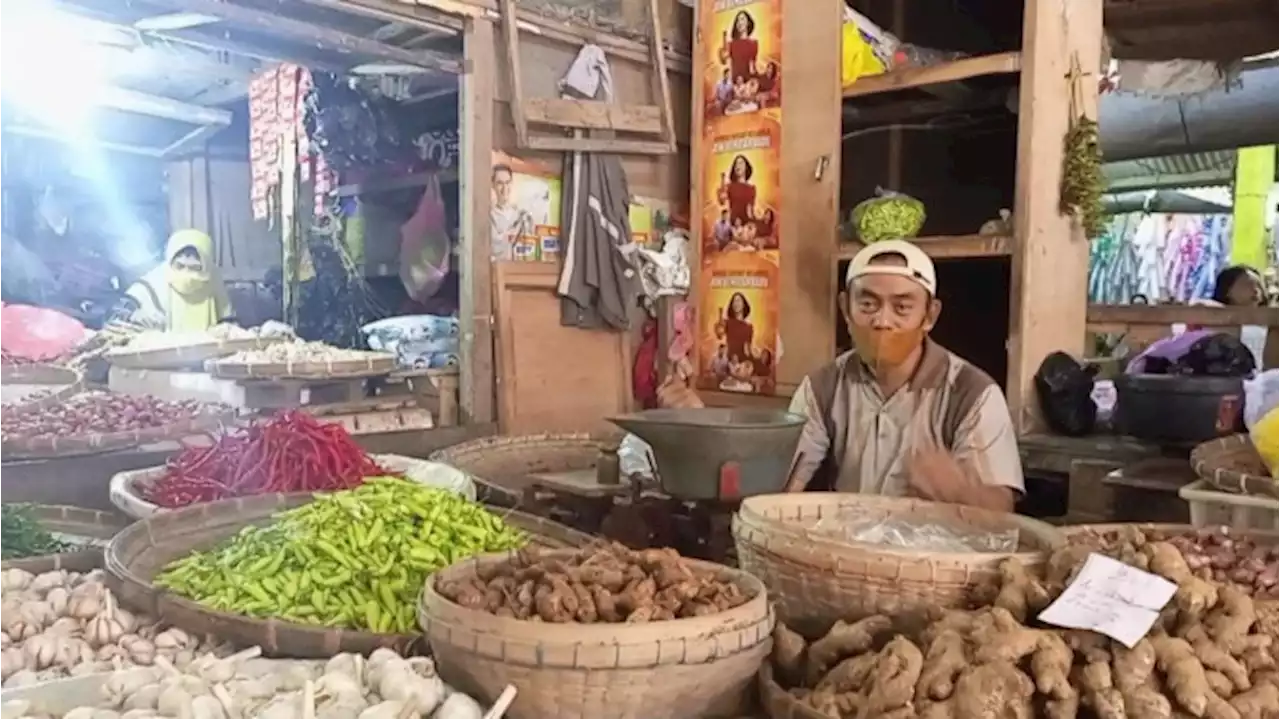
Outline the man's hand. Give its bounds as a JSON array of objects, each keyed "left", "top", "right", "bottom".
[
  {"left": 656, "top": 359, "right": 704, "bottom": 409},
  {"left": 907, "top": 446, "right": 973, "bottom": 504},
  {"left": 908, "top": 444, "right": 1015, "bottom": 513}
]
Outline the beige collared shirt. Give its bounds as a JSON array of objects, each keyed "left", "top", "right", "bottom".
[{"left": 787, "top": 341, "right": 1025, "bottom": 496}]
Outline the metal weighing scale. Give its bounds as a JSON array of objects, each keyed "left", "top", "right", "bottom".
[{"left": 590, "top": 407, "right": 806, "bottom": 563}]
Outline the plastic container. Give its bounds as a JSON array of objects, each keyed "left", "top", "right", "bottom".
[
  {"left": 1114, "top": 374, "right": 1244, "bottom": 443},
  {"left": 1178, "top": 479, "right": 1279, "bottom": 532}
]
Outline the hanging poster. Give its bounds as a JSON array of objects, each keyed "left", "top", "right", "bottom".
[
  {"left": 701, "top": 129, "right": 781, "bottom": 256},
  {"left": 490, "top": 152, "right": 562, "bottom": 263},
  {"left": 694, "top": 0, "right": 783, "bottom": 395},
  {"left": 700, "top": 0, "right": 783, "bottom": 125},
  {"left": 695, "top": 253, "right": 779, "bottom": 395}
]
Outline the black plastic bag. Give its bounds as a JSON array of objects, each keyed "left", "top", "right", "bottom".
[
  {"left": 1172, "top": 333, "right": 1257, "bottom": 378},
  {"left": 1035, "top": 351, "right": 1098, "bottom": 436}
]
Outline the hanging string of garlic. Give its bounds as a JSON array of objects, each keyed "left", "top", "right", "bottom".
[{"left": 1059, "top": 53, "right": 1106, "bottom": 240}]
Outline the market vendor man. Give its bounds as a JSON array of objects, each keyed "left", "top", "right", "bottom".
[{"left": 658, "top": 239, "right": 1023, "bottom": 511}]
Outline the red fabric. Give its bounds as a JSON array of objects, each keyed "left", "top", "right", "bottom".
[
  {"left": 728, "top": 39, "right": 758, "bottom": 81},
  {"left": 725, "top": 317, "right": 753, "bottom": 362},
  {"left": 633, "top": 318, "right": 660, "bottom": 409},
  {"left": 726, "top": 181, "right": 756, "bottom": 224},
  {"left": 1, "top": 304, "right": 87, "bottom": 360}
]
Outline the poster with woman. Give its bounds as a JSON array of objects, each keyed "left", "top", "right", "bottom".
[
  {"left": 701, "top": 129, "right": 781, "bottom": 257},
  {"left": 490, "top": 152, "right": 562, "bottom": 263},
  {"left": 699, "top": 0, "right": 783, "bottom": 127},
  {"left": 696, "top": 253, "right": 779, "bottom": 394}
]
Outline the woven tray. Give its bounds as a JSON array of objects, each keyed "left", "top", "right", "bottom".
[
  {"left": 733, "top": 494, "right": 1065, "bottom": 636},
  {"left": 419, "top": 550, "right": 772, "bottom": 719},
  {"left": 429, "top": 433, "right": 619, "bottom": 506},
  {"left": 109, "top": 453, "right": 480, "bottom": 520},
  {"left": 104, "top": 493, "right": 594, "bottom": 658},
  {"left": 205, "top": 352, "right": 397, "bottom": 380},
  {"left": 105, "top": 336, "right": 284, "bottom": 370},
  {"left": 1, "top": 505, "right": 129, "bottom": 575},
  {"left": 1191, "top": 433, "right": 1278, "bottom": 498},
  {"left": 0, "top": 408, "right": 234, "bottom": 461},
  {"left": 0, "top": 364, "right": 83, "bottom": 412}
]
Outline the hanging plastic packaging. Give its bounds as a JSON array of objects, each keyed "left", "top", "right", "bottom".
[{"left": 399, "top": 174, "right": 452, "bottom": 302}]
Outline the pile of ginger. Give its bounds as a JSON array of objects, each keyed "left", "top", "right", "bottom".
[{"left": 771, "top": 534, "right": 1280, "bottom": 719}]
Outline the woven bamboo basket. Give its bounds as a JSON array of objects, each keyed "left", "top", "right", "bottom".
[
  {"left": 0, "top": 364, "right": 83, "bottom": 412},
  {"left": 108, "top": 453, "right": 480, "bottom": 520},
  {"left": 104, "top": 493, "right": 594, "bottom": 657},
  {"left": 419, "top": 550, "right": 773, "bottom": 719},
  {"left": 104, "top": 336, "right": 284, "bottom": 370},
  {"left": 428, "top": 433, "right": 619, "bottom": 506},
  {"left": 1191, "top": 433, "right": 1277, "bottom": 498},
  {"left": 733, "top": 494, "right": 1064, "bottom": 635},
  {"left": 0, "top": 407, "right": 234, "bottom": 460},
  {"left": 205, "top": 351, "right": 396, "bottom": 380},
  {"left": 1, "top": 505, "right": 129, "bottom": 574},
  {"left": 757, "top": 663, "right": 827, "bottom": 719}
]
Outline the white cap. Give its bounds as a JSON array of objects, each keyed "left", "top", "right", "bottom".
[{"left": 845, "top": 239, "right": 937, "bottom": 295}]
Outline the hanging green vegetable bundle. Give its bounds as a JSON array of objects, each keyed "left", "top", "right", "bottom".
[{"left": 1060, "top": 115, "right": 1105, "bottom": 239}]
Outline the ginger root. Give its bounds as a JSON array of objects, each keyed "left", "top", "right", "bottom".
[
  {"left": 1153, "top": 635, "right": 1212, "bottom": 717},
  {"left": 805, "top": 615, "right": 892, "bottom": 686},
  {"left": 857, "top": 636, "right": 923, "bottom": 719}
]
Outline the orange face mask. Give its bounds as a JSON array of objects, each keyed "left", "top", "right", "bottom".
[{"left": 850, "top": 325, "right": 926, "bottom": 371}]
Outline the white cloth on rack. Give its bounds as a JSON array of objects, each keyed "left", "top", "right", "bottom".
[{"left": 559, "top": 44, "right": 614, "bottom": 101}]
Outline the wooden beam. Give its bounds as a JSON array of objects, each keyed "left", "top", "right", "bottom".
[
  {"left": 161, "top": 122, "right": 227, "bottom": 157},
  {"left": 524, "top": 136, "right": 674, "bottom": 155},
  {"left": 842, "top": 51, "right": 1022, "bottom": 99},
  {"left": 497, "top": 0, "right": 530, "bottom": 147},
  {"left": 393, "top": 0, "right": 693, "bottom": 74},
  {"left": 1086, "top": 304, "right": 1279, "bottom": 329},
  {"left": 3, "top": 125, "right": 164, "bottom": 157},
  {"left": 836, "top": 235, "right": 1012, "bottom": 261},
  {"left": 1006, "top": 0, "right": 1104, "bottom": 434},
  {"left": 141, "top": 0, "right": 462, "bottom": 73},
  {"left": 523, "top": 97, "right": 663, "bottom": 134},
  {"left": 646, "top": 0, "right": 677, "bottom": 150},
  {"left": 295, "top": 0, "right": 461, "bottom": 35},
  {"left": 94, "top": 86, "right": 232, "bottom": 126},
  {"left": 459, "top": 16, "right": 497, "bottom": 425}
]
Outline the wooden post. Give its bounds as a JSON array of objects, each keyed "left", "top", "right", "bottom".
[
  {"left": 1006, "top": 0, "right": 1104, "bottom": 434},
  {"left": 776, "top": 0, "right": 843, "bottom": 391},
  {"left": 459, "top": 17, "right": 497, "bottom": 425}
]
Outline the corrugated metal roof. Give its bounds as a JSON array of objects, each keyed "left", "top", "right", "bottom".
[{"left": 1104, "top": 150, "right": 1237, "bottom": 191}]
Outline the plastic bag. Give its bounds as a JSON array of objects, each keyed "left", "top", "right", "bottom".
[
  {"left": 361, "top": 315, "right": 459, "bottom": 369},
  {"left": 1174, "top": 333, "right": 1257, "bottom": 377},
  {"left": 1035, "top": 352, "right": 1098, "bottom": 437},
  {"left": 0, "top": 303, "right": 91, "bottom": 361},
  {"left": 399, "top": 174, "right": 451, "bottom": 302},
  {"left": 810, "top": 514, "right": 1019, "bottom": 553},
  {"left": 1125, "top": 330, "right": 1215, "bottom": 374},
  {"left": 851, "top": 188, "right": 926, "bottom": 243},
  {"left": 1244, "top": 369, "right": 1279, "bottom": 431},
  {"left": 1251, "top": 408, "right": 1278, "bottom": 478},
  {"left": 842, "top": 23, "right": 887, "bottom": 87}
]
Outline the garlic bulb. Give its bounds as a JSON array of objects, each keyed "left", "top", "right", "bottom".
[
  {"left": 120, "top": 635, "right": 157, "bottom": 666},
  {"left": 67, "top": 582, "right": 106, "bottom": 619},
  {"left": 45, "top": 586, "right": 70, "bottom": 616},
  {"left": 23, "top": 633, "right": 62, "bottom": 670},
  {"left": 435, "top": 693, "right": 484, "bottom": 719},
  {"left": 0, "top": 569, "right": 33, "bottom": 592},
  {"left": 154, "top": 628, "right": 193, "bottom": 652},
  {"left": 29, "top": 570, "right": 67, "bottom": 594},
  {"left": 0, "top": 647, "right": 27, "bottom": 680},
  {"left": 1, "top": 699, "right": 32, "bottom": 719},
  {"left": 85, "top": 594, "right": 126, "bottom": 647}
]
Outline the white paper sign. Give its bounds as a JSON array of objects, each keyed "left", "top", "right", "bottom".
[{"left": 1037, "top": 553, "right": 1177, "bottom": 648}]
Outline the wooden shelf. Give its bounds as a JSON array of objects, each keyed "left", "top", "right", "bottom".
[
  {"left": 835, "top": 235, "right": 1012, "bottom": 261},
  {"left": 333, "top": 168, "right": 459, "bottom": 197},
  {"left": 842, "top": 51, "right": 1022, "bottom": 99}
]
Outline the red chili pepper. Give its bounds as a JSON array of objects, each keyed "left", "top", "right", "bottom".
[{"left": 146, "top": 411, "right": 384, "bottom": 508}]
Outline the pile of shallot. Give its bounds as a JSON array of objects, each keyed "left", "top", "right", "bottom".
[{"left": 0, "top": 568, "right": 229, "bottom": 688}]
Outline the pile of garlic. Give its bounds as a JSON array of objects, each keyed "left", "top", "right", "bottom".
[
  {"left": 1, "top": 569, "right": 229, "bottom": 688},
  {"left": 1, "top": 648, "right": 488, "bottom": 719}
]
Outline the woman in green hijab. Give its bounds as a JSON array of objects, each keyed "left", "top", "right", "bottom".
[{"left": 125, "top": 229, "right": 232, "bottom": 332}]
